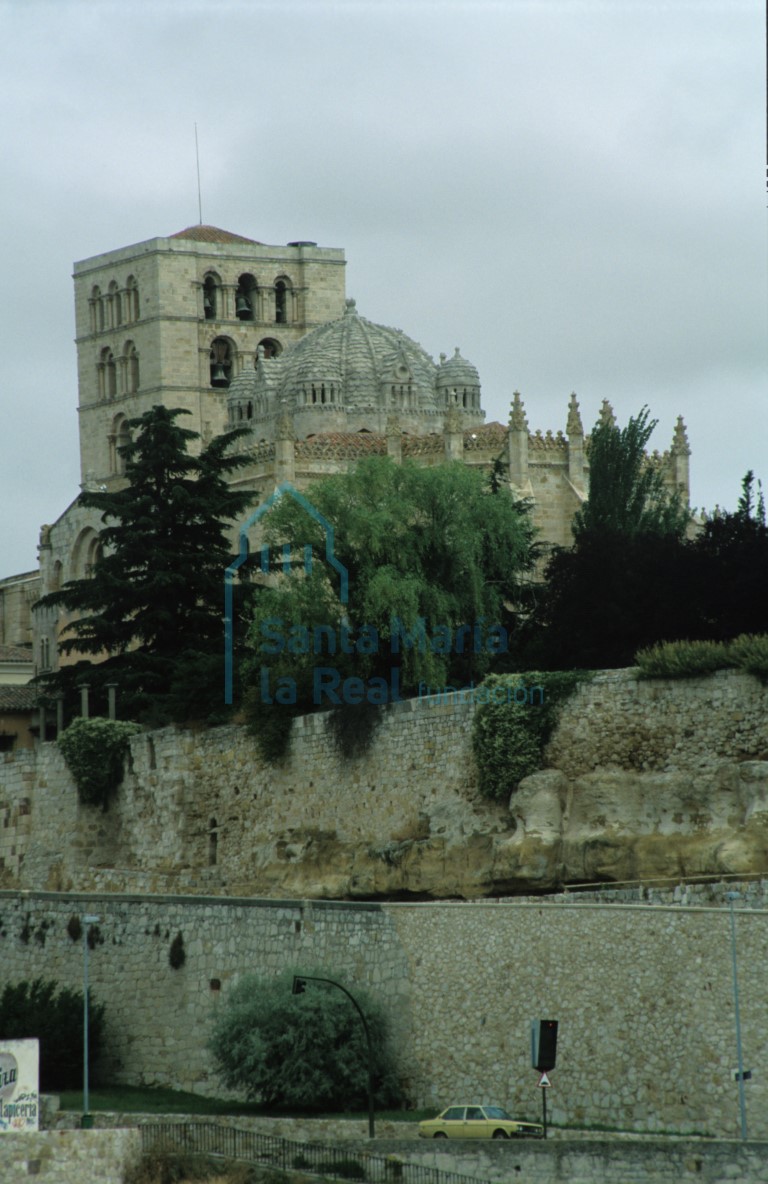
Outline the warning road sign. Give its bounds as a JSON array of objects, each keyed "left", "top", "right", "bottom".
[{"left": 537, "top": 1072, "right": 551, "bottom": 1088}]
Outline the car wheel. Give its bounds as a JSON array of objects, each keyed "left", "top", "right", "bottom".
[
  {"left": 433, "top": 1132, "right": 448, "bottom": 1139},
  {"left": 492, "top": 1130, "right": 508, "bottom": 1140}
]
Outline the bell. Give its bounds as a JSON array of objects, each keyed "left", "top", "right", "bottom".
[
  {"left": 211, "top": 364, "right": 229, "bottom": 387},
  {"left": 236, "top": 294, "right": 252, "bottom": 318},
  {"left": 203, "top": 294, "right": 214, "bottom": 316}
]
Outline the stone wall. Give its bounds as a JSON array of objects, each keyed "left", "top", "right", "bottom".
[
  {"left": 0, "top": 1129, "right": 140, "bottom": 1183},
  {"left": 1, "top": 889, "right": 767, "bottom": 1140},
  {"left": 397, "top": 1139, "right": 768, "bottom": 1184},
  {"left": 2, "top": 668, "right": 767, "bottom": 899}
]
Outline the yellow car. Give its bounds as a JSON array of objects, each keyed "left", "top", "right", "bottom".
[{"left": 418, "top": 1105, "right": 543, "bottom": 1139}]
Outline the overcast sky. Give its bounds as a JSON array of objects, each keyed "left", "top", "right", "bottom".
[{"left": 1, "top": 0, "right": 765, "bottom": 576}]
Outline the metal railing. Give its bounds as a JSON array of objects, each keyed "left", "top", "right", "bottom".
[{"left": 140, "top": 1121, "right": 496, "bottom": 1184}]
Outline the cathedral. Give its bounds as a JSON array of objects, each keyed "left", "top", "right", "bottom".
[{"left": 0, "top": 224, "right": 691, "bottom": 743}]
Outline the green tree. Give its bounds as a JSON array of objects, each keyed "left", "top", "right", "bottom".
[
  {"left": 208, "top": 970, "right": 402, "bottom": 1110},
  {"left": 573, "top": 405, "right": 689, "bottom": 539},
  {"left": 0, "top": 979, "right": 105, "bottom": 1092},
  {"left": 242, "top": 457, "right": 536, "bottom": 750},
  {"left": 36, "top": 406, "right": 254, "bottom": 723},
  {"left": 519, "top": 407, "right": 691, "bottom": 669},
  {"left": 688, "top": 471, "right": 768, "bottom": 641}
]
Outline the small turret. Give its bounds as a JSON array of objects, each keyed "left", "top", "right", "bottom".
[
  {"left": 507, "top": 391, "right": 530, "bottom": 489},
  {"left": 669, "top": 415, "right": 690, "bottom": 500},
  {"left": 566, "top": 392, "right": 586, "bottom": 492}
]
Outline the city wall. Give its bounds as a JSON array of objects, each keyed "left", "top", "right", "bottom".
[
  {"left": 2, "top": 668, "right": 767, "bottom": 900},
  {"left": 1, "top": 889, "right": 767, "bottom": 1140},
  {"left": 0, "top": 669, "right": 767, "bottom": 1138}
]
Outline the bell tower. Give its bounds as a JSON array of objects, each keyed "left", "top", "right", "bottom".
[{"left": 72, "top": 225, "right": 346, "bottom": 489}]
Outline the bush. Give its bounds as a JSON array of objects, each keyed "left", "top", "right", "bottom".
[
  {"left": 635, "top": 634, "right": 768, "bottom": 681},
  {"left": 728, "top": 633, "right": 768, "bottom": 680},
  {"left": 635, "top": 639, "right": 733, "bottom": 679},
  {"left": 57, "top": 716, "right": 141, "bottom": 809},
  {"left": 0, "top": 978, "right": 105, "bottom": 1092},
  {"left": 472, "top": 671, "right": 588, "bottom": 801},
  {"left": 208, "top": 969, "right": 403, "bottom": 1111}
]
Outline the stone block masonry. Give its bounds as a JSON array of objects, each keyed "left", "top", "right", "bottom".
[
  {"left": 2, "top": 668, "right": 768, "bottom": 899},
  {"left": 0, "top": 1129, "right": 141, "bottom": 1183},
  {"left": 1, "top": 668, "right": 768, "bottom": 1138},
  {"left": 1, "top": 889, "right": 767, "bottom": 1140}
]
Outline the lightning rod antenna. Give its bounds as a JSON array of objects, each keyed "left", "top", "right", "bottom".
[{"left": 195, "top": 123, "right": 203, "bottom": 225}]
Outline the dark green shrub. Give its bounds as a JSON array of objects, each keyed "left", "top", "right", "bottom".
[
  {"left": 208, "top": 969, "right": 403, "bottom": 1111},
  {"left": 318, "top": 1160, "right": 366, "bottom": 1180},
  {"left": 728, "top": 633, "right": 768, "bottom": 679},
  {"left": 472, "top": 671, "right": 588, "bottom": 801},
  {"left": 0, "top": 978, "right": 105, "bottom": 1091},
  {"left": 57, "top": 716, "right": 141, "bottom": 809},
  {"left": 635, "top": 639, "right": 733, "bottom": 679}
]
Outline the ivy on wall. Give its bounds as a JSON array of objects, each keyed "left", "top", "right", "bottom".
[
  {"left": 472, "top": 671, "right": 590, "bottom": 802},
  {"left": 57, "top": 716, "right": 141, "bottom": 810}
]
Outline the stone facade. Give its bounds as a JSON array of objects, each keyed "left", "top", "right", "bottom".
[{"left": 21, "top": 222, "right": 691, "bottom": 679}]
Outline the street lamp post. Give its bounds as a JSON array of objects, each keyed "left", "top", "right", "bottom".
[
  {"left": 82, "top": 914, "right": 100, "bottom": 1127},
  {"left": 726, "top": 891, "right": 748, "bottom": 1141},
  {"left": 292, "top": 975, "right": 376, "bottom": 1138}
]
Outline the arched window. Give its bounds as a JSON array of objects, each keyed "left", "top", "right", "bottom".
[
  {"left": 72, "top": 528, "right": 101, "bottom": 579},
  {"left": 99, "top": 347, "right": 117, "bottom": 399},
  {"left": 110, "top": 414, "right": 132, "bottom": 474},
  {"left": 208, "top": 817, "right": 218, "bottom": 866},
  {"left": 91, "top": 285, "right": 104, "bottom": 333},
  {"left": 108, "top": 280, "right": 122, "bottom": 328},
  {"left": 126, "top": 275, "right": 140, "bottom": 322},
  {"left": 274, "top": 276, "right": 292, "bottom": 324},
  {"left": 209, "top": 337, "right": 233, "bottom": 387},
  {"left": 124, "top": 341, "right": 140, "bottom": 393},
  {"left": 236, "top": 273, "right": 257, "bottom": 320},
  {"left": 203, "top": 273, "right": 220, "bottom": 320},
  {"left": 257, "top": 337, "right": 282, "bottom": 360}
]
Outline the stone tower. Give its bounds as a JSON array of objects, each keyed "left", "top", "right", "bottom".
[{"left": 72, "top": 226, "right": 346, "bottom": 489}]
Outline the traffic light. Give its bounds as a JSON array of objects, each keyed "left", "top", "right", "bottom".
[
  {"left": 531, "top": 1019, "right": 558, "bottom": 1071},
  {"left": 292, "top": 976, "right": 307, "bottom": 996}
]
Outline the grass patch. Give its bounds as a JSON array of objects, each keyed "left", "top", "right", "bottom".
[{"left": 58, "top": 1083, "right": 430, "bottom": 1121}]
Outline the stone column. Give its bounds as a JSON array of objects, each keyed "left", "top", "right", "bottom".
[
  {"left": 386, "top": 414, "right": 402, "bottom": 464},
  {"left": 276, "top": 400, "right": 296, "bottom": 484},
  {"left": 443, "top": 403, "right": 464, "bottom": 462}
]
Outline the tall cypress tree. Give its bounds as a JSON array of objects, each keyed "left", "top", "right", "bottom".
[{"left": 36, "top": 406, "right": 254, "bottom": 722}]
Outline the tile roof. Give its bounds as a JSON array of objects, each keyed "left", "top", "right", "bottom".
[
  {"left": 0, "top": 645, "right": 34, "bottom": 663},
  {"left": 169, "top": 225, "right": 262, "bottom": 245},
  {"left": 0, "top": 685, "right": 38, "bottom": 711}
]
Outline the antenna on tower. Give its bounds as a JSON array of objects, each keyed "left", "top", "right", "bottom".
[{"left": 195, "top": 122, "right": 203, "bottom": 225}]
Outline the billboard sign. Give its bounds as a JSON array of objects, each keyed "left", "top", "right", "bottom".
[{"left": 0, "top": 1039, "right": 39, "bottom": 1132}]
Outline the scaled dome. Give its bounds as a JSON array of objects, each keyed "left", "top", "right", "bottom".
[
  {"left": 276, "top": 298, "right": 438, "bottom": 411},
  {"left": 227, "top": 298, "right": 484, "bottom": 437}
]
